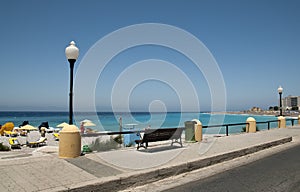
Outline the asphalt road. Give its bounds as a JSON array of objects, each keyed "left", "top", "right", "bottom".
[{"left": 164, "top": 144, "right": 300, "bottom": 192}]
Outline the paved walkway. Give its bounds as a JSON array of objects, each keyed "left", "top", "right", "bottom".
[{"left": 0, "top": 126, "right": 300, "bottom": 192}]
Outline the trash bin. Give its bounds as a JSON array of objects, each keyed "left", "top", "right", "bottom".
[
  {"left": 124, "top": 132, "right": 140, "bottom": 147},
  {"left": 185, "top": 121, "right": 196, "bottom": 142},
  {"left": 123, "top": 124, "right": 140, "bottom": 147}
]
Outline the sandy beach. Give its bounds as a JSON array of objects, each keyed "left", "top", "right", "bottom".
[
  {"left": 0, "top": 130, "right": 114, "bottom": 156},
  {"left": 0, "top": 131, "right": 58, "bottom": 154}
]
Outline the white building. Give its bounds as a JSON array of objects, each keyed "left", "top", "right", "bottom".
[{"left": 282, "top": 95, "right": 300, "bottom": 110}]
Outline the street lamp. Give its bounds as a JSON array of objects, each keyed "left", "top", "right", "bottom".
[
  {"left": 278, "top": 86, "right": 283, "bottom": 116},
  {"left": 65, "top": 41, "right": 79, "bottom": 125}
]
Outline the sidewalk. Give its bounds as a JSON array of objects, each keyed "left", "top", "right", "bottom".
[{"left": 0, "top": 126, "right": 300, "bottom": 192}]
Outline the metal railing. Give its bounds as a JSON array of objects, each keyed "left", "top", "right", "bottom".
[
  {"left": 286, "top": 118, "right": 297, "bottom": 126},
  {"left": 82, "top": 130, "right": 145, "bottom": 137},
  {"left": 203, "top": 122, "right": 249, "bottom": 136},
  {"left": 82, "top": 118, "right": 298, "bottom": 138},
  {"left": 256, "top": 120, "right": 279, "bottom": 130}
]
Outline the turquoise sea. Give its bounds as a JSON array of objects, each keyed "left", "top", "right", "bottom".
[{"left": 0, "top": 111, "right": 287, "bottom": 134}]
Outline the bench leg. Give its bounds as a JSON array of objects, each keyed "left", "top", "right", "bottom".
[
  {"left": 179, "top": 137, "right": 183, "bottom": 147},
  {"left": 171, "top": 138, "right": 183, "bottom": 147},
  {"left": 137, "top": 143, "right": 147, "bottom": 150},
  {"left": 135, "top": 140, "right": 147, "bottom": 150},
  {"left": 136, "top": 142, "right": 141, "bottom": 150}
]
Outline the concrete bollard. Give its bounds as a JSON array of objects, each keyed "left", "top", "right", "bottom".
[
  {"left": 192, "top": 119, "right": 202, "bottom": 142},
  {"left": 278, "top": 116, "right": 286, "bottom": 128},
  {"left": 246, "top": 117, "right": 256, "bottom": 133},
  {"left": 59, "top": 125, "right": 81, "bottom": 158}
]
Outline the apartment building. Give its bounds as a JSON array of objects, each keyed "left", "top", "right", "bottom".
[{"left": 282, "top": 95, "right": 300, "bottom": 110}]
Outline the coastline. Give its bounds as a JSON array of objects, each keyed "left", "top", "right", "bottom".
[
  {"left": 213, "top": 110, "right": 299, "bottom": 117},
  {"left": 0, "top": 111, "right": 298, "bottom": 134}
]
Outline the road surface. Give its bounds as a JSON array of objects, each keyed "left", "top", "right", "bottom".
[{"left": 164, "top": 144, "right": 300, "bottom": 192}]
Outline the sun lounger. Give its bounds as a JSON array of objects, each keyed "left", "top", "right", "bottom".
[
  {"left": 9, "top": 138, "right": 21, "bottom": 149},
  {"left": 53, "top": 133, "right": 60, "bottom": 141},
  {"left": 27, "top": 137, "right": 47, "bottom": 148},
  {"left": 19, "top": 131, "right": 27, "bottom": 136},
  {"left": 4, "top": 130, "right": 19, "bottom": 137}
]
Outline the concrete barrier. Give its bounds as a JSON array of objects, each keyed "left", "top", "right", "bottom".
[
  {"left": 59, "top": 125, "right": 81, "bottom": 158},
  {"left": 192, "top": 119, "right": 202, "bottom": 142},
  {"left": 278, "top": 116, "right": 286, "bottom": 128},
  {"left": 246, "top": 117, "right": 256, "bottom": 133}
]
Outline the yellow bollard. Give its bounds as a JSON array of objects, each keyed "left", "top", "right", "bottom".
[
  {"left": 298, "top": 115, "right": 300, "bottom": 125},
  {"left": 278, "top": 116, "right": 286, "bottom": 128},
  {"left": 246, "top": 117, "right": 256, "bottom": 133},
  {"left": 59, "top": 125, "right": 81, "bottom": 158},
  {"left": 192, "top": 119, "right": 202, "bottom": 142}
]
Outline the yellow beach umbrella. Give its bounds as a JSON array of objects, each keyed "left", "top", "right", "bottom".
[
  {"left": 56, "top": 122, "right": 69, "bottom": 128},
  {"left": 19, "top": 124, "right": 38, "bottom": 131}
]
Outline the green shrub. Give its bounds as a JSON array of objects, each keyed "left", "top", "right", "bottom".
[
  {"left": 113, "top": 135, "right": 123, "bottom": 144},
  {"left": 0, "top": 142, "right": 10, "bottom": 151},
  {"left": 89, "top": 137, "right": 120, "bottom": 152}
]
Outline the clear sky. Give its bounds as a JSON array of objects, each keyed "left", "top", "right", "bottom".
[{"left": 0, "top": 0, "right": 299, "bottom": 112}]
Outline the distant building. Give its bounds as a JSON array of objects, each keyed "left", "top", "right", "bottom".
[
  {"left": 282, "top": 95, "right": 300, "bottom": 110},
  {"left": 250, "top": 107, "right": 262, "bottom": 112}
]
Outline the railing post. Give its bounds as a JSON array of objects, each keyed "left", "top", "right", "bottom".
[
  {"left": 278, "top": 116, "right": 286, "bottom": 128},
  {"left": 226, "top": 125, "right": 229, "bottom": 136},
  {"left": 192, "top": 119, "right": 202, "bottom": 142},
  {"left": 246, "top": 117, "right": 256, "bottom": 133}
]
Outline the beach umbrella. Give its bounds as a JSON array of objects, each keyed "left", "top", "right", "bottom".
[
  {"left": 19, "top": 124, "right": 38, "bottom": 131},
  {"left": 80, "top": 119, "right": 96, "bottom": 126},
  {"left": 80, "top": 120, "right": 96, "bottom": 133},
  {"left": 56, "top": 122, "right": 69, "bottom": 128},
  {"left": 82, "top": 121, "right": 96, "bottom": 127},
  {"left": 80, "top": 119, "right": 92, "bottom": 123}
]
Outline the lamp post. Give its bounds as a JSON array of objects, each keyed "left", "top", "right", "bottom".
[
  {"left": 278, "top": 86, "right": 283, "bottom": 116},
  {"left": 65, "top": 41, "right": 79, "bottom": 125}
]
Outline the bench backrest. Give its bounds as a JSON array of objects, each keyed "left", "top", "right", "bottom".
[{"left": 143, "top": 128, "right": 183, "bottom": 142}]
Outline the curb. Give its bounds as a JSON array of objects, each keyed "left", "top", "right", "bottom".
[{"left": 64, "top": 137, "right": 292, "bottom": 192}]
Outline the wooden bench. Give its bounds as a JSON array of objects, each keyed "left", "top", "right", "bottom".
[{"left": 135, "top": 128, "right": 183, "bottom": 150}]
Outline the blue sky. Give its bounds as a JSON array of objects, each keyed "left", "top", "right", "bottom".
[{"left": 0, "top": 0, "right": 299, "bottom": 112}]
